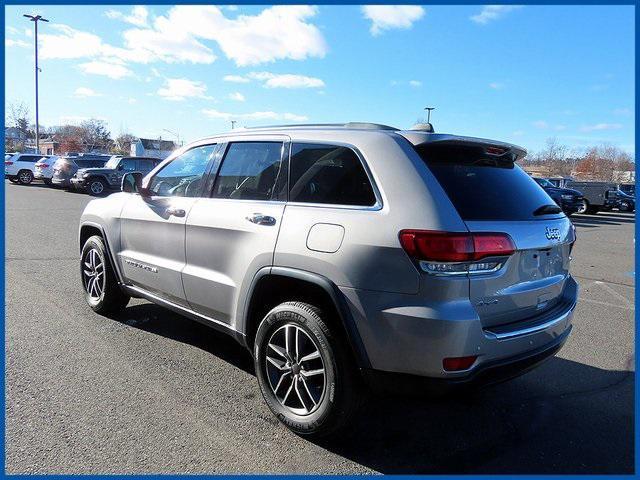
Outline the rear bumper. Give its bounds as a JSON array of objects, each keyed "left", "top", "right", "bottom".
[
  {"left": 52, "top": 177, "right": 72, "bottom": 187},
  {"left": 340, "top": 276, "right": 578, "bottom": 379},
  {"left": 363, "top": 325, "right": 570, "bottom": 394}
]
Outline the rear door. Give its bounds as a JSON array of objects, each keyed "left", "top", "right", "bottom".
[
  {"left": 416, "top": 142, "right": 575, "bottom": 328},
  {"left": 182, "top": 137, "right": 288, "bottom": 325},
  {"left": 118, "top": 144, "right": 218, "bottom": 305}
]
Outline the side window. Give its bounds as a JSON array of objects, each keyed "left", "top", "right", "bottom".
[
  {"left": 20, "top": 155, "right": 39, "bottom": 163},
  {"left": 148, "top": 145, "right": 216, "bottom": 197},
  {"left": 137, "top": 159, "right": 155, "bottom": 171},
  {"left": 289, "top": 143, "right": 376, "bottom": 207},
  {"left": 119, "top": 159, "right": 137, "bottom": 171},
  {"left": 212, "top": 142, "right": 284, "bottom": 201}
]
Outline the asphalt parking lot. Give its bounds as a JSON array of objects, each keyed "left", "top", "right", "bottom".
[{"left": 4, "top": 181, "right": 635, "bottom": 474}]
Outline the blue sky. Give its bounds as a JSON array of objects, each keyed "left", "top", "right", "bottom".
[{"left": 5, "top": 5, "right": 635, "bottom": 154}]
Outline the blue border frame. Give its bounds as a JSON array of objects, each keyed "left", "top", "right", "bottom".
[{"left": 0, "top": 1, "right": 636, "bottom": 477}]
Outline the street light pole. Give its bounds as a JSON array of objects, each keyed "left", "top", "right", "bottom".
[
  {"left": 162, "top": 128, "right": 180, "bottom": 146},
  {"left": 24, "top": 14, "right": 48, "bottom": 154}
]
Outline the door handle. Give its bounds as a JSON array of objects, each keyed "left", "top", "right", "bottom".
[
  {"left": 166, "top": 206, "right": 186, "bottom": 217},
  {"left": 246, "top": 213, "right": 276, "bottom": 226}
]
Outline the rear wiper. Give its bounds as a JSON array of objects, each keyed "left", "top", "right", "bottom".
[{"left": 533, "top": 204, "right": 562, "bottom": 216}]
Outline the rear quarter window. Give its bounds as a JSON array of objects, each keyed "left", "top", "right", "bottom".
[
  {"left": 289, "top": 143, "right": 376, "bottom": 207},
  {"left": 416, "top": 144, "right": 562, "bottom": 221}
]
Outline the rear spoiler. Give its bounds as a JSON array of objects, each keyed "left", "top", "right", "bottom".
[{"left": 398, "top": 131, "right": 527, "bottom": 162}]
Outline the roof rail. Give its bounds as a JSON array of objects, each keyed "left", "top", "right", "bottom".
[{"left": 238, "top": 122, "right": 399, "bottom": 131}]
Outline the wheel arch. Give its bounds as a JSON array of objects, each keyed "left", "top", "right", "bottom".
[
  {"left": 241, "top": 266, "right": 371, "bottom": 369},
  {"left": 79, "top": 222, "right": 124, "bottom": 285}
]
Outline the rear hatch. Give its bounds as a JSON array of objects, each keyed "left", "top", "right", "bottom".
[{"left": 411, "top": 138, "right": 575, "bottom": 328}]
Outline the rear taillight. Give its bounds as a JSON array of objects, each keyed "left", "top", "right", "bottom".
[
  {"left": 399, "top": 230, "right": 515, "bottom": 275},
  {"left": 5, "top": 161, "right": 13, "bottom": 166},
  {"left": 37, "top": 164, "right": 49, "bottom": 168}
]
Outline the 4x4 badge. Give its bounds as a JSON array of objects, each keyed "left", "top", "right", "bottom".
[{"left": 545, "top": 227, "right": 561, "bottom": 241}]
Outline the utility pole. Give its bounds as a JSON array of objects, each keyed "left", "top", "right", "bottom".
[
  {"left": 231, "top": 120, "right": 237, "bottom": 130},
  {"left": 162, "top": 128, "right": 180, "bottom": 146},
  {"left": 424, "top": 107, "right": 435, "bottom": 124},
  {"left": 24, "top": 14, "right": 49, "bottom": 154}
]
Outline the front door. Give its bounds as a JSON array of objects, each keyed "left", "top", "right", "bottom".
[
  {"left": 118, "top": 144, "right": 218, "bottom": 306},
  {"left": 182, "top": 139, "right": 288, "bottom": 325}
]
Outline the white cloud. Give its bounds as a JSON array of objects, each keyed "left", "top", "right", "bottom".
[
  {"left": 613, "top": 108, "right": 631, "bottom": 116},
  {"left": 24, "top": 28, "right": 32, "bottom": 38},
  {"left": 202, "top": 109, "right": 308, "bottom": 122},
  {"left": 489, "top": 82, "right": 504, "bottom": 89},
  {"left": 6, "top": 26, "right": 19, "bottom": 35},
  {"left": 5, "top": 39, "right": 30, "bottom": 48},
  {"left": 229, "top": 92, "right": 245, "bottom": 102},
  {"left": 223, "top": 75, "right": 250, "bottom": 83},
  {"left": 79, "top": 60, "right": 132, "bottom": 79},
  {"left": 247, "top": 72, "right": 325, "bottom": 88},
  {"left": 73, "top": 87, "right": 102, "bottom": 98},
  {"left": 532, "top": 120, "right": 548, "bottom": 129},
  {"left": 105, "top": 6, "right": 149, "bottom": 27},
  {"left": 554, "top": 125, "right": 567, "bottom": 131},
  {"left": 512, "top": 130, "right": 524, "bottom": 137},
  {"left": 361, "top": 5, "right": 425, "bottom": 36},
  {"left": 128, "top": 98, "right": 137, "bottom": 104},
  {"left": 39, "top": 24, "right": 105, "bottom": 59},
  {"left": 157, "top": 78, "right": 213, "bottom": 101},
  {"left": 471, "top": 6, "right": 522, "bottom": 25},
  {"left": 580, "top": 123, "right": 623, "bottom": 132},
  {"left": 409, "top": 80, "right": 422, "bottom": 87}
]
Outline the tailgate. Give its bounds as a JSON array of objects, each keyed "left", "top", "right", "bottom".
[{"left": 466, "top": 218, "right": 574, "bottom": 327}]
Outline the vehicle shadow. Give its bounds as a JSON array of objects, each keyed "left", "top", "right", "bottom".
[
  {"left": 108, "top": 302, "right": 255, "bottom": 375},
  {"left": 108, "top": 302, "right": 634, "bottom": 474},
  {"left": 314, "top": 357, "right": 634, "bottom": 474}
]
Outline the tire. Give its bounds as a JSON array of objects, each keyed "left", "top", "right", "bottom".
[
  {"left": 18, "top": 170, "right": 33, "bottom": 185},
  {"left": 586, "top": 206, "right": 599, "bottom": 214},
  {"left": 87, "top": 177, "right": 107, "bottom": 196},
  {"left": 254, "top": 301, "right": 362, "bottom": 438},
  {"left": 43, "top": 179, "right": 52, "bottom": 186},
  {"left": 576, "top": 199, "right": 588, "bottom": 214},
  {"left": 80, "top": 235, "right": 130, "bottom": 314},
  {"left": 8, "top": 177, "right": 19, "bottom": 184}
]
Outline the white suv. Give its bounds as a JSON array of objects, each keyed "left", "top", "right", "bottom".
[{"left": 5, "top": 153, "right": 52, "bottom": 185}]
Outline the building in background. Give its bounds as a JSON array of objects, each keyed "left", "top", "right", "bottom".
[{"left": 130, "top": 138, "right": 177, "bottom": 159}]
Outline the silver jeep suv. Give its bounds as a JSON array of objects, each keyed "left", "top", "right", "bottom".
[{"left": 79, "top": 123, "right": 578, "bottom": 436}]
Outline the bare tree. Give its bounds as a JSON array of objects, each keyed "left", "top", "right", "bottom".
[
  {"left": 5, "top": 102, "right": 31, "bottom": 151},
  {"left": 112, "top": 133, "right": 136, "bottom": 155},
  {"left": 79, "top": 119, "right": 112, "bottom": 152}
]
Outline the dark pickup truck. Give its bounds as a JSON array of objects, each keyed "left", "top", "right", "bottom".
[
  {"left": 71, "top": 156, "right": 161, "bottom": 196},
  {"left": 533, "top": 177, "right": 584, "bottom": 216}
]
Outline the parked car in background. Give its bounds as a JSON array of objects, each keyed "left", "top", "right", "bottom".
[
  {"left": 565, "top": 181, "right": 619, "bottom": 214},
  {"left": 619, "top": 183, "right": 635, "bottom": 197},
  {"left": 71, "top": 156, "right": 161, "bottom": 195},
  {"left": 34, "top": 156, "right": 60, "bottom": 185},
  {"left": 533, "top": 177, "right": 584, "bottom": 216},
  {"left": 52, "top": 155, "right": 111, "bottom": 189},
  {"left": 614, "top": 189, "right": 635, "bottom": 212},
  {"left": 79, "top": 122, "right": 578, "bottom": 436},
  {"left": 545, "top": 177, "right": 574, "bottom": 188},
  {"left": 5, "top": 153, "right": 52, "bottom": 185}
]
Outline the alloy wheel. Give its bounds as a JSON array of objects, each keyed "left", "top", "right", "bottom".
[
  {"left": 577, "top": 200, "right": 587, "bottom": 214},
  {"left": 90, "top": 181, "right": 104, "bottom": 195},
  {"left": 265, "top": 324, "right": 326, "bottom": 416},
  {"left": 82, "top": 248, "right": 105, "bottom": 300},
  {"left": 19, "top": 171, "right": 32, "bottom": 184}
]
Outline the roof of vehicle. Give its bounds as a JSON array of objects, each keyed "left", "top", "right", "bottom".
[{"left": 201, "top": 122, "right": 527, "bottom": 160}]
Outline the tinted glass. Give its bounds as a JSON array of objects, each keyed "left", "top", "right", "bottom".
[
  {"left": 148, "top": 145, "right": 216, "bottom": 197},
  {"left": 76, "top": 159, "right": 105, "bottom": 168},
  {"left": 19, "top": 155, "right": 40, "bottom": 163},
  {"left": 212, "top": 142, "right": 283, "bottom": 201},
  {"left": 137, "top": 159, "right": 155, "bottom": 171},
  {"left": 120, "top": 159, "right": 137, "bottom": 171},
  {"left": 416, "top": 144, "right": 561, "bottom": 221},
  {"left": 289, "top": 143, "right": 376, "bottom": 206}
]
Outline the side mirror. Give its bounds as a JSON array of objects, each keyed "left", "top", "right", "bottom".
[{"left": 122, "top": 172, "right": 145, "bottom": 194}]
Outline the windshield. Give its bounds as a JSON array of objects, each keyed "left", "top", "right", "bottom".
[
  {"left": 534, "top": 178, "right": 554, "bottom": 188},
  {"left": 105, "top": 156, "right": 121, "bottom": 169},
  {"left": 416, "top": 144, "right": 563, "bottom": 220}
]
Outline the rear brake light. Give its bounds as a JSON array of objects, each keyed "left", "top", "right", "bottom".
[
  {"left": 399, "top": 230, "right": 515, "bottom": 262},
  {"left": 443, "top": 356, "right": 477, "bottom": 371},
  {"left": 37, "top": 164, "right": 49, "bottom": 168},
  {"left": 485, "top": 146, "right": 508, "bottom": 155},
  {"left": 5, "top": 161, "right": 13, "bottom": 166}
]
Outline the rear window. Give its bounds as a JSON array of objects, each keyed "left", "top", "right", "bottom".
[{"left": 416, "top": 144, "right": 561, "bottom": 221}]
